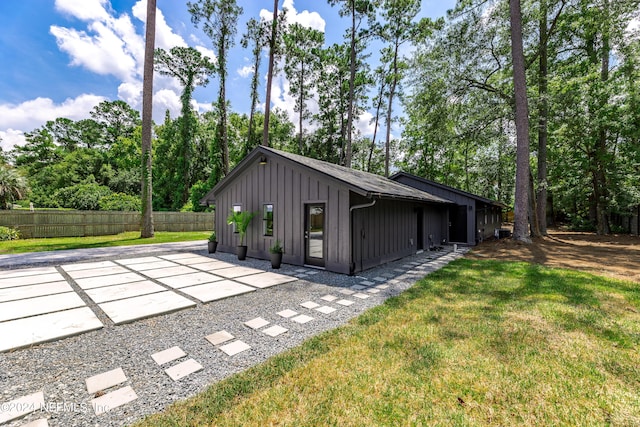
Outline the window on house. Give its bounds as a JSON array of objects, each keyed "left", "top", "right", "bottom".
[
  {"left": 263, "top": 204, "right": 274, "bottom": 236},
  {"left": 232, "top": 204, "right": 241, "bottom": 233}
]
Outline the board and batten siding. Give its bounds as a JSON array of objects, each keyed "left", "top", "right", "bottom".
[{"left": 214, "top": 154, "right": 352, "bottom": 274}]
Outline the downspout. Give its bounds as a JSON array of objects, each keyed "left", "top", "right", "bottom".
[{"left": 349, "top": 199, "right": 376, "bottom": 275}]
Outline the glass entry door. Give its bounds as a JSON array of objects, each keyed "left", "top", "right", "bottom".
[{"left": 304, "top": 204, "right": 325, "bottom": 267}]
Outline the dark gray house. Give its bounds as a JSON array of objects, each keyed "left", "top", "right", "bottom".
[
  {"left": 390, "top": 172, "right": 504, "bottom": 245},
  {"left": 201, "top": 146, "right": 453, "bottom": 274}
]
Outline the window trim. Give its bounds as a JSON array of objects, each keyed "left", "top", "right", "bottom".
[{"left": 263, "top": 203, "right": 274, "bottom": 236}]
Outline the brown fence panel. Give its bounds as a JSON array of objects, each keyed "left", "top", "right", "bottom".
[{"left": 0, "top": 211, "right": 213, "bottom": 239}]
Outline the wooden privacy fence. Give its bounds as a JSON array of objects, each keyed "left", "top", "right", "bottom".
[{"left": 0, "top": 211, "right": 214, "bottom": 239}]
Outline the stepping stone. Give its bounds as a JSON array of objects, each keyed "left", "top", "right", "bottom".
[
  {"left": 350, "top": 285, "right": 367, "bottom": 290},
  {"left": 98, "top": 291, "right": 195, "bottom": 325},
  {"left": 205, "top": 330, "right": 234, "bottom": 346},
  {"left": 388, "top": 279, "right": 400, "bottom": 284},
  {"left": 358, "top": 281, "right": 375, "bottom": 287},
  {"left": 157, "top": 272, "right": 223, "bottom": 289},
  {"left": 381, "top": 273, "right": 395, "bottom": 278},
  {"left": 0, "top": 307, "right": 103, "bottom": 353},
  {"left": 336, "top": 299, "right": 355, "bottom": 306},
  {"left": 244, "top": 317, "right": 270, "bottom": 329},
  {"left": 86, "top": 367, "right": 127, "bottom": 394},
  {"left": 0, "top": 391, "right": 45, "bottom": 424},
  {"left": 164, "top": 359, "right": 203, "bottom": 381},
  {"left": 262, "top": 325, "right": 288, "bottom": 337},
  {"left": 151, "top": 346, "right": 186, "bottom": 365},
  {"left": 142, "top": 266, "right": 199, "bottom": 279},
  {"left": 61, "top": 261, "right": 117, "bottom": 272},
  {"left": 316, "top": 306, "right": 337, "bottom": 314},
  {"left": 295, "top": 269, "right": 309, "bottom": 273},
  {"left": 300, "top": 301, "right": 320, "bottom": 309},
  {"left": 180, "top": 280, "right": 255, "bottom": 303},
  {"left": 85, "top": 281, "right": 165, "bottom": 304},
  {"left": 0, "top": 281, "right": 73, "bottom": 303},
  {"left": 321, "top": 295, "right": 338, "bottom": 302},
  {"left": 214, "top": 266, "right": 264, "bottom": 279},
  {"left": 393, "top": 269, "right": 405, "bottom": 273},
  {"left": 190, "top": 261, "right": 235, "bottom": 271},
  {"left": 375, "top": 284, "right": 389, "bottom": 290},
  {"left": 158, "top": 253, "right": 200, "bottom": 261},
  {"left": 366, "top": 288, "right": 381, "bottom": 294},
  {"left": 0, "top": 272, "right": 67, "bottom": 289},
  {"left": 126, "top": 260, "right": 179, "bottom": 271},
  {"left": 353, "top": 293, "right": 370, "bottom": 299},
  {"left": 372, "top": 277, "right": 387, "bottom": 282},
  {"left": 91, "top": 386, "right": 137, "bottom": 415},
  {"left": 295, "top": 274, "right": 308, "bottom": 278},
  {"left": 219, "top": 340, "right": 251, "bottom": 356},
  {"left": 116, "top": 256, "right": 161, "bottom": 265},
  {"left": 291, "top": 314, "right": 313, "bottom": 324},
  {"left": 306, "top": 271, "right": 319, "bottom": 275},
  {"left": 277, "top": 309, "right": 298, "bottom": 318},
  {"left": 23, "top": 419, "right": 49, "bottom": 427},
  {"left": 234, "top": 272, "right": 298, "bottom": 289},
  {"left": 0, "top": 292, "right": 85, "bottom": 322},
  {"left": 66, "top": 266, "right": 130, "bottom": 280},
  {"left": 1, "top": 266, "right": 57, "bottom": 279},
  {"left": 339, "top": 289, "right": 355, "bottom": 295},
  {"left": 74, "top": 272, "right": 147, "bottom": 290}
]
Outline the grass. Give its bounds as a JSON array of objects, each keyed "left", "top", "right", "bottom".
[
  {"left": 0, "top": 231, "right": 210, "bottom": 254},
  {"left": 134, "top": 259, "right": 640, "bottom": 426}
]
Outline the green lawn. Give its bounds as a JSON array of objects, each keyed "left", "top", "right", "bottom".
[
  {"left": 135, "top": 259, "right": 640, "bottom": 426},
  {"left": 0, "top": 231, "right": 209, "bottom": 254}
]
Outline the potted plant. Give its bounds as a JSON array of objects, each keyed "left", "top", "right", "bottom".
[
  {"left": 207, "top": 231, "right": 217, "bottom": 254},
  {"left": 269, "top": 239, "right": 284, "bottom": 269},
  {"left": 226, "top": 210, "right": 256, "bottom": 260}
]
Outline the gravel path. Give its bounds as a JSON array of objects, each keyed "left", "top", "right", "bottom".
[{"left": 0, "top": 246, "right": 467, "bottom": 427}]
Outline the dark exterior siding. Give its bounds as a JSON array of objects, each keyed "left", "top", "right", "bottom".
[
  {"left": 214, "top": 154, "right": 352, "bottom": 274},
  {"left": 392, "top": 174, "right": 502, "bottom": 245}
]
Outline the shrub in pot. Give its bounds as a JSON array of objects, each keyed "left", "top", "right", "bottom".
[{"left": 269, "top": 239, "right": 283, "bottom": 269}]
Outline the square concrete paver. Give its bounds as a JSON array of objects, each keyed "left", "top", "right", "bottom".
[
  {"left": 86, "top": 367, "right": 127, "bottom": 394},
  {"left": 142, "top": 265, "right": 199, "bottom": 279},
  {"left": 205, "top": 330, "right": 234, "bottom": 346},
  {"left": 234, "top": 272, "right": 297, "bottom": 289},
  {"left": 74, "top": 272, "right": 148, "bottom": 290},
  {"left": 291, "top": 314, "right": 313, "bottom": 324},
  {"left": 244, "top": 317, "right": 270, "bottom": 329},
  {"left": 0, "top": 281, "right": 73, "bottom": 303},
  {"left": 189, "top": 261, "right": 235, "bottom": 272},
  {"left": 180, "top": 280, "right": 255, "bottom": 303},
  {"left": 366, "top": 288, "right": 381, "bottom": 294},
  {"left": 85, "top": 281, "right": 165, "bottom": 304},
  {"left": 65, "top": 266, "right": 129, "bottom": 280},
  {"left": 159, "top": 253, "right": 203, "bottom": 261},
  {"left": 300, "top": 301, "right": 320, "bottom": 309},
  {"left": 0, "top": 292, "right": 85, "bottom": 322},
  {"left": 321, "top": 295, "right": 338, "bottom": 302},
  {"left": 316, "top": 306, "right": 337, "bottom": 314},
  {"left": 0, "top": 391, "right": 45, "bottom": 424},
  {"left": 151, "top": 346, "right": 187, "bottom": 365},
  {"left": 336, "top": 299, "right": 355, "bottom": 306},
  {"left": 115, "top": 256, "right": 161, "bottom": 265},
  {"left": 277, "top": 309, "right": 298, "bottom": 318},
  {"left": 157, "top": 272, "right": 223, "bottom": 289},
  {"left": 350, "top": 285, "right": 367, "bottom": 290},
  {"left": 91, "top": 386, "right": 137, "bottom": 415},
  {"left": 262, "top": 325, "right": 288, "bottom": 337},
  {"left": 165, "top": 255, "right": 216, "bottom": 265},
  {"left": 359, "top": 281, "right": 375, "bottom": 286},
  {"left": 219, "top": 340, "right": 251, "bottom": 356},
  {"left": 164, "top": 359, "right": 203, "bottom": 381},
  {"left": 339, "top": 289, "right": 355, "bottom": 295},
  {"left": 98, "top": 291, "right": 196, "bottom": 325},
  {"left": 213, "top": 266, "right": 264, "bottom": 279},
  {"left": 352, "top": 293, "right": 370, "bottom": 299},
  {"left": 0, "top": 307, "right": 103, "bottom": 352},
  {"left": 0, "top": 272, "right": 66, "bottom": 289},
  {"left": 373, "top": 277, "right": 387, "bottom": 282},
  {"left": 375, "top": 284, "right": 389, "bottom": 290}
]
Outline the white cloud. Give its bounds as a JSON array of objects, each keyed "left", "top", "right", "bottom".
[
  {"left": 54, "top": 0, "right": 110, "bottom": 22},
  {"left": 0, "top": 129, "right": 28, "bottom": 152},
  {"left": 237, "top": 65, "right": 254, "bottom": 78},
  {"left": 194, "top": 45, "right": 216, "bottom": 63},
  {"left": 282, "top": 0, "right": 325, "bottom": 32}
]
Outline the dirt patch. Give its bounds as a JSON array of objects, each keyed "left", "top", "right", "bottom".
[{"left": 466, "top": 229, "right": 640, "bottom": 284}]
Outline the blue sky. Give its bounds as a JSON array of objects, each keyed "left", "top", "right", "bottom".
[{"left": 0, "top": 0, "right": 456, "bottom": 151}]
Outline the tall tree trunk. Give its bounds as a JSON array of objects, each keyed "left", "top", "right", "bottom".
[
  {"left": 536, "top": 0, "right": 549, "bottom": 235},
  {"left": 529, "top": 168, "right": 541, "bottom": 237},
  {"left": 219, "top": 56, "right": 229, "bottom": 176},
  {"left": 140, "top": 0, "right": 156, "bottom": 238},
  {"left": 298, "top": 61, "right": 305, "bottom": 154},
  {"left": 509, "top": 0, "right": 531, "bottom": 243},
  {"left": 596, "top": 0, "right": 611, "bottom": 235},
  {"left": 262, "top": 0, "right": 278, "bottom": 147},
  {"left": 384, "top": 40, "right": 400, "bottom": 178},
  {"left": 345, "top": 5, "right": 356, "bottom": 168}
]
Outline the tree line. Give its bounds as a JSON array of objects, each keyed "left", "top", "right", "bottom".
[{"left": 2, "top": 0, "right": 638, "bottom": 237}]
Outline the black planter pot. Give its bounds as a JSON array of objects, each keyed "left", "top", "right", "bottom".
[
  {"left": 270, "top": 252, "right": 283, "bottom": 269},
  {"left": 208, "top": 241, "right": 218, "bottom": 254},
  {"left": 237, "top": 245, "right": 248, "bottom": 260}
]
